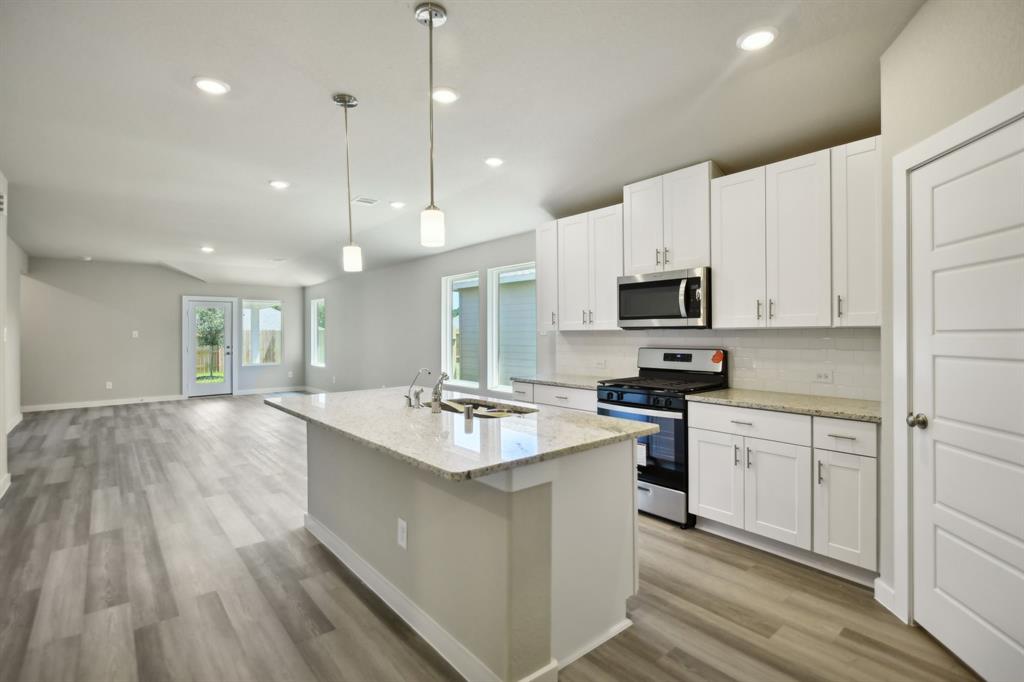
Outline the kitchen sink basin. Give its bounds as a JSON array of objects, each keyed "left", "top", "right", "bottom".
[{"left": 438, "top": 397, "right": 537, "bottom": 418}]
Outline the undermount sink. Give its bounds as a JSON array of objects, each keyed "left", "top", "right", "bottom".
[{"left": 438, "top": 397, "right": 538, "bottom": 418}]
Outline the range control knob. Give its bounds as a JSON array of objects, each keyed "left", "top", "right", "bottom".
[{"left": 652, "top": 397, "right": 663, "bottom": 407}]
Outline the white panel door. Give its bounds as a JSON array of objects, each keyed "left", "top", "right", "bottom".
[
  {"left": 743, "top": 437, "right": 811, "bottom": 549},
  {"left": 663, "top": 162, "right": 716, "bottom": 270},
  {"left": 557, "top": 213, "right": 590, "bottom": 331},
  {"left": 910, "top": 115, "right": 1024, "bottom": 681},
  {"left": 832, "top": 137, "right": 882, "bottom": 327},
  {"left": 623, "top": 176, "right": 664, "bottom": 275},
  {"left": 535, "top": 220, "right": 558, "bottom": 333},
  {"left": 688, "top": 428, "right": 744, "bottom": 528},
  {"left": 588, "top": 204, "right": 623, "bottom": 330},
  {"left": 813, "top": 449, "right": 877, "bottom": 570},
  {"left": 711, "top": 167, "right": 767, "bottom": 328},
  {"left": 765, "top": 150, "right": 832, "bottom": 328}
]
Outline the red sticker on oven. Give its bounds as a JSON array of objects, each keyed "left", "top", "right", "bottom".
[{"left": 711, "top": 350, "right": 724, "bottom": 364}]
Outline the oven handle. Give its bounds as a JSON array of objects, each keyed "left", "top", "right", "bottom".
[{"left": 599, "top": 403, "right": 684, "bottom": 420}]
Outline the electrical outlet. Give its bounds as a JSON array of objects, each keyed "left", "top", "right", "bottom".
[
  {"left": 131, "top": 330, "right": 139, "bottom": 339},
  {"left": 287, "top": 370, "right": 294, "bottom": 379},
  {"left": 594, "top": 359, "right": 607, "bottom": 369},
  {"left": 332, "top": 376, "right": 337, "bottom": 385},
  {"left": 814, "top": 369, "right": 834, "bottom": 384},
  {"left": 105, "top": 381, "right": 113, "bottom": 390},
  {"left": 397, "top": 518, "right": 407, "bottom": 550}
]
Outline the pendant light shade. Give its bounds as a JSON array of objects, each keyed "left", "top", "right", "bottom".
[
  {"left": 417, "top": 3, "right": 447, "bottom": 248},
  {"left": 333, "top": 93, "right": 363, "bottom": 272}
]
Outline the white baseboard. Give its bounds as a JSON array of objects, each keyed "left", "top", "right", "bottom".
[
  {"left": 873, "top": 577, "right": 902, "bottom": 620},
  {"left": 519, "top": 659, "right": 559, "bottom": 682},
  {"left": 556, "top": 619, "right": 631, "bottom": 670},
  {"left": 696, "top": 518, "right": 877, "bottom": 587},
  {"left": 22, "top": 394, "right": 186, "bottom": 413},
  {"left": 7, "top": 413, "right": 22, "bottom": 434},
  {"left": 305, "top": 514, "right": 504, "bottom": 682},
  {"left": 234, "top": 385, "right": 310, "bottom": 396},
  {"left": 0, "top": 473, "right": 11, "bottom": 502}
]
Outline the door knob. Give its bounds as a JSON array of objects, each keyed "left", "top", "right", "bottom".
[{"left": 906, "top": 413, "right": 929, "bottom": 429}]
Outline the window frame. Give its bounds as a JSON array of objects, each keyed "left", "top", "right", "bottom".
[
  {"left": 486, "top": 262, "right": 537, "bottom": 393},
  {"left": 310, "top": 297, "right": 326, "bottom": 368},
  {"left": 241, "top": 299, "right": 283, "bottom": 367},
  {"left": 441, "top": 271, "right": 481, "bottom": 389}
]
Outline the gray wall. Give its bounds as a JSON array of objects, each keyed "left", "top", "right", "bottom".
[
  {"left": 304, "top": 231, "right": 541, "bottom": 396},
  {"left": 0, "top": 171, "right": 7, "bottom": 492},
  {"left": 7, "top": 238, "right": 27, "bottom": 429},
  {"left": 21, "top": 258, "right": 305, "bottom": 407},
  {"left": 876, "top": 0, "right": 1024, "bottom": 587}
]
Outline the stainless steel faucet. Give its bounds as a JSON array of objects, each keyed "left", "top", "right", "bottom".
[
  {"left": 406, "top": 368, "right": 431, "bottom": 407},
  {"left": 430, "top": 372, "right": 450, "bottom": 413}
]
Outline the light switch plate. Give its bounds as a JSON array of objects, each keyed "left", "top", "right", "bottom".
[
  {"left": 105, "top": 381, "right": 113, "bottom": 390},
  {"left": 131, "top": 330, "right": 139, "bottom": 338},
  {"left": 814, "top": 368, "right": 835, "bottom": 384},
  {"left": 397, "top": 518, "right": 407, "bottom": 549}
]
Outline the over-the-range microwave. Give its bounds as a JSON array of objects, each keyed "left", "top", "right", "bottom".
[{"left": 617, "top": 266, "right": 710, "bottom": 329}]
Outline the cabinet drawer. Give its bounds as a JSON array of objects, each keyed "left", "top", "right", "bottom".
[
  {"left": 688, "top": 402, "right": 811, "bottom": 446},
  {"left": 510, "top": 382, "right": 534, "bottom": 402},
  {"left": 813, "top": 417, "right": 877, "bottom": 458},
  {"left": 534, "top": 384, "right": 597, "bottom": 412}
]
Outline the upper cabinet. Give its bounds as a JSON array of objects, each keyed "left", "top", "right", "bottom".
[
  {"left": 557, "top": 204, "right": 623, "bottom": 331},
  {"left": 623, "top": 161, "right": 720, "bottom": 275},
  {"left": 536, "top": 220, "right": 558, "bottom": 333},
  {"left": 831, "top": 137, "right": 882, "bottom": 326},
  {"left": 711, "top": 167, "right": 768, "bottom": 328}
]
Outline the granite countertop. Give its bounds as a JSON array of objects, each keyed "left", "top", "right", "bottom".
[
  {"left": 686, "top": 388, "right": 881, "bottom": 423},
  {"left": 508, "top": 373, "right": 612, "bottom": 391},
  {"left": 265, "top": 387, "right": 657, "bottom": 481}
]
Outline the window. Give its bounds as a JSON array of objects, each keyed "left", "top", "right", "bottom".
[
  {"left": 441, "top": 272, "right": 480, "bottom": 387},
  {"left": 241, "top": 300, "right": 282, "bottom": 366},
  {"left": 310, "top": 298, "right": 326, "bottom": 367},
  {"left": 487, "top": 263, "right": 537, "bottom": 391}
]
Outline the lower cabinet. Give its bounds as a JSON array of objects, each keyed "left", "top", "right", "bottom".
[
  {"left": 689, "top": 428, "right": 744, "bottom": 527},
  {"left": 813, "top": 449, "right": 877, "bottom": 570}
]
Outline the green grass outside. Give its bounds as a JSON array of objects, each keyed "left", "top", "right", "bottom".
[{"left": 195, "top": 371, "right": 225, "bottom": 384}]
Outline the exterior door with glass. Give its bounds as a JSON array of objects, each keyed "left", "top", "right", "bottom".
[{"left": 186, "top": 300, "right": 233, "bottom": 397}]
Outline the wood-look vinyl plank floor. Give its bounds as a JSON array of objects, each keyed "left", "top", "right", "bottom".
[{"left": 0, "top": 395, "right": 980, "bottom": 681}]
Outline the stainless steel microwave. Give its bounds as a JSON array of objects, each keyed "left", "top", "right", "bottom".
[{"left": 617, "top": 267, "right": 710, "bottom": 329}]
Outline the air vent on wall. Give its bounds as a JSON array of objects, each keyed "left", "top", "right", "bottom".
[{"left": 351, "top": 196, "right": 378, "bottom": 206}]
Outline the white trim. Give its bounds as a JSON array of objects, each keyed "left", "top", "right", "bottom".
[
  {"left": 0, "top": 473, "right": 11, "bottom": 502},
  {"left": 519, "top": 660, "right": 559, "bottom": 682},
  {"left": 555, "top": 619, "right": 631, "bottom": 671},
  {"left": 305, "top": 514, "right": 504, "bottom": 682},
  {"left": 309, "top": 297, "right": 326, "bottom": 368},
  {"left": 486, "top": 261, "right": 537, "bottom": 392},
  {"left": 234, "top": 385, "right": 310, "bottom": 396},
  {"left": 874, "top": 577, "right": 897, "bottom": 617},
  {"left": 240, "top": 298, "right": 283, "bottom": 367},
  {"left": 890, "top": 84, "right": 1024, "bottom": 626},
  {"left": 7, "top": 412, "right": 22, "bottom": 434},
  {"left": 182, "top": 296, "right": 240, "bottom": 397},
  {"left": 22, "top": 394, "right": 186, "bottom": 413},
  {"left": 441, "top": 271, "right": 481, "bottom": 388},
  {"left": 696, "top": 518, "right": 877, "bottom": 587}
]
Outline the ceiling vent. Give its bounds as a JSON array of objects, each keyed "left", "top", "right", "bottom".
[{"left": 351, "top": 196, "right": 378, "bottom": 206}]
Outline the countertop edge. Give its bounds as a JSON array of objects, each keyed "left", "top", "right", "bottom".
[
  {"left": 264, "top": 398, "right": 658, "bottom": 480},
  {"left": 685, "top": 393, "right": 881, "bottom": 424},
  {"left": 508, "top": 376, "right": 603, "bottom": 391}
]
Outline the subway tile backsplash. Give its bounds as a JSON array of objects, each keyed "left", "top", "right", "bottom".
[{"left": 553, "top": 327, "right": 881, "bottom": 401}]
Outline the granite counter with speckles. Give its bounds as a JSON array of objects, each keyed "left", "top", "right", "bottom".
[{"left": 686, "top": 388, "right": 881, "bottom": 423}]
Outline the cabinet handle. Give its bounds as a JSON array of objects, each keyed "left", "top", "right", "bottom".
[
  {"left": 769, "top": 299, "right": 775, "bottom": 319},
  {"left": 589, "top": 310, "right": 594, "bottom": 324},
  {"left": 551, "top": 311, "right": 556, "bottom": 325},
  {"left": 582, "top": 309, "right": 586, "bottom": 325},
  {"left": 837, "top": 294, "right": 843, "bottom": 318},
  {"left": 746, "top": 446, "right": 752, "bottom": 468},
  {"left": 655, "top": 248, "right": 661, "bottom": 265},
  {"left": 637, "top": 486, "right": 653, "bottom": 494},
  {"left": 514, "top": 390, "right": 526, "bottom": 395},
  {"left": 663, "top": 247, "right": 670, "bottom": 264},
  {"left": 756, "top": 299, "right": 762, "bottom": 320},
  {"left": 817, "top": 460, "right": 824, "bottom": 485},
  {"left": 730, "top": 420, "right": 753, "bottom": 426},
  {"left": 827, "top": 433, "right": 857, "bottom": 440},
  {"left": 733, "top": 444, "right": 739, "bottom": 466},
  {"left": 554, "top": 395, "right": 569, "bottom": 400}
]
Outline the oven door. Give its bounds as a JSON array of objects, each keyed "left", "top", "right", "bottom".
[
  {"left": 596, "top": 402, "right": 687, "bottom": 490},
  {"left": 617, "top": 267, "right": 709, "bottom": 328}
]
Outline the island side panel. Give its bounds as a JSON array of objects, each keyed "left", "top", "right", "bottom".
[{"left": 304, "top": 422, "right": 553, "bottom": 681}]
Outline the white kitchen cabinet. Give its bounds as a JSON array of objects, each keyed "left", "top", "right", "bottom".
[
  {"left": 557, "top": 205, "right": 622, "bottom": 331},
  {"left": 743, "top": 437, "right": 812, "bottom": 549},
  {"left": 535, "top": 220, "right": 558, "bottom": 333},
  {"left": 689, "top": 428, "right": 744, "bottom": 529},
  {"left": 623, "top": 162, "right": 719, "bottom": 276},
  {"left": 711, "top": 167, "right": 767, "bottom": 328},
  {"left": 765, "top": 150, "right": 832, "bottom": 327},
  {"left": 813, "top": 449, "right": 877, "bottom": 570},
  {"left": 831, "top": 136, "right": 882, "bottom": 327},
  {"left": 532, "top": 384, "right": 597, "bottom": 412}
]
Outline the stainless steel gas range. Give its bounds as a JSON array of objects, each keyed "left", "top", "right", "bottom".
[{"left": 596, "top": 347, "right": 727, "bottom": 527}]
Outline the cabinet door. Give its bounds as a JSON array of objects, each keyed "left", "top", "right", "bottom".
[
  {"left": 743, "top": 437, "right": 811, "bottom": 549},
  {"left": 831, "top": 137, "right": 882, "bottom": 327},
  {"left": 688, "top": 428, "right": 745, "bottom": 529},
  {"left": 589, "top": 204, "right": 623, "bottom": 330},
  {"left": 535, "top": 220, "right": 558, "bottom": 333},
  {"left": 557, "top": 213, "right": 590, "bottom": 331},
  {"left": 765, "top": 149, "right": 832, "bottom": 328},
  {"left": 711, "top": 167, "right": 766, "bottom": 328},
  {"left": 663, "top": 162, "right": 717, "bottom": 270},
  {"left": 813, "top": 449, "right": 877, "bottom": 569},
  {"left": 623, "top": 176, "right": 664, "bottom": 275}
]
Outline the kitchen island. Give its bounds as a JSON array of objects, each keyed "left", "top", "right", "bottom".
[{"left": 265, "top": 387, "right": 657, "bottom": 682}]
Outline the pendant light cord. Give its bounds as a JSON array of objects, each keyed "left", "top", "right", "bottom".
[
  {"left": 427, "top": 2, "right": 436, "bottom": 209},
  {"left": 344, "top": 104, "right": 354, "bottom": 245}
]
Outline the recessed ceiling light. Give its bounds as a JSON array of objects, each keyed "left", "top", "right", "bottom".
[
  {"left": 193, "top": 76, "right": 231, "bottom": 95},
  {"left": 389, "top": 201, "right": 406, "bottom": 209},
  {"left": 484, "top": 157, "right": 504, "bottom": 168},
  {"left": 81, "top": 256, "right": 93, "bottom": 262},
  {"left": 268, "top": 180, "right": 290, "bottom": 190},
  {"left": 737, "top": 28, "right": 776, "bottom": 51},
  {"left": 200, "top": 246, "right": 215, "bottom": 254},
  {"left": 431, "top": 87, "right": 459, "bottom": 104}
]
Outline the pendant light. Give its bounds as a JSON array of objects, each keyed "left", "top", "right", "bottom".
[
  {"left": 416, "top": 2, "right": 447, "bottom": 247},
  {"left": 334, "top": 93, "right": 363, "bottom": 272}
]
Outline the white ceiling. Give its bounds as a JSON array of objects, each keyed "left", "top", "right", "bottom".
[{"left": 0, "top": 0, "right": 920, "bottom": 286}]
